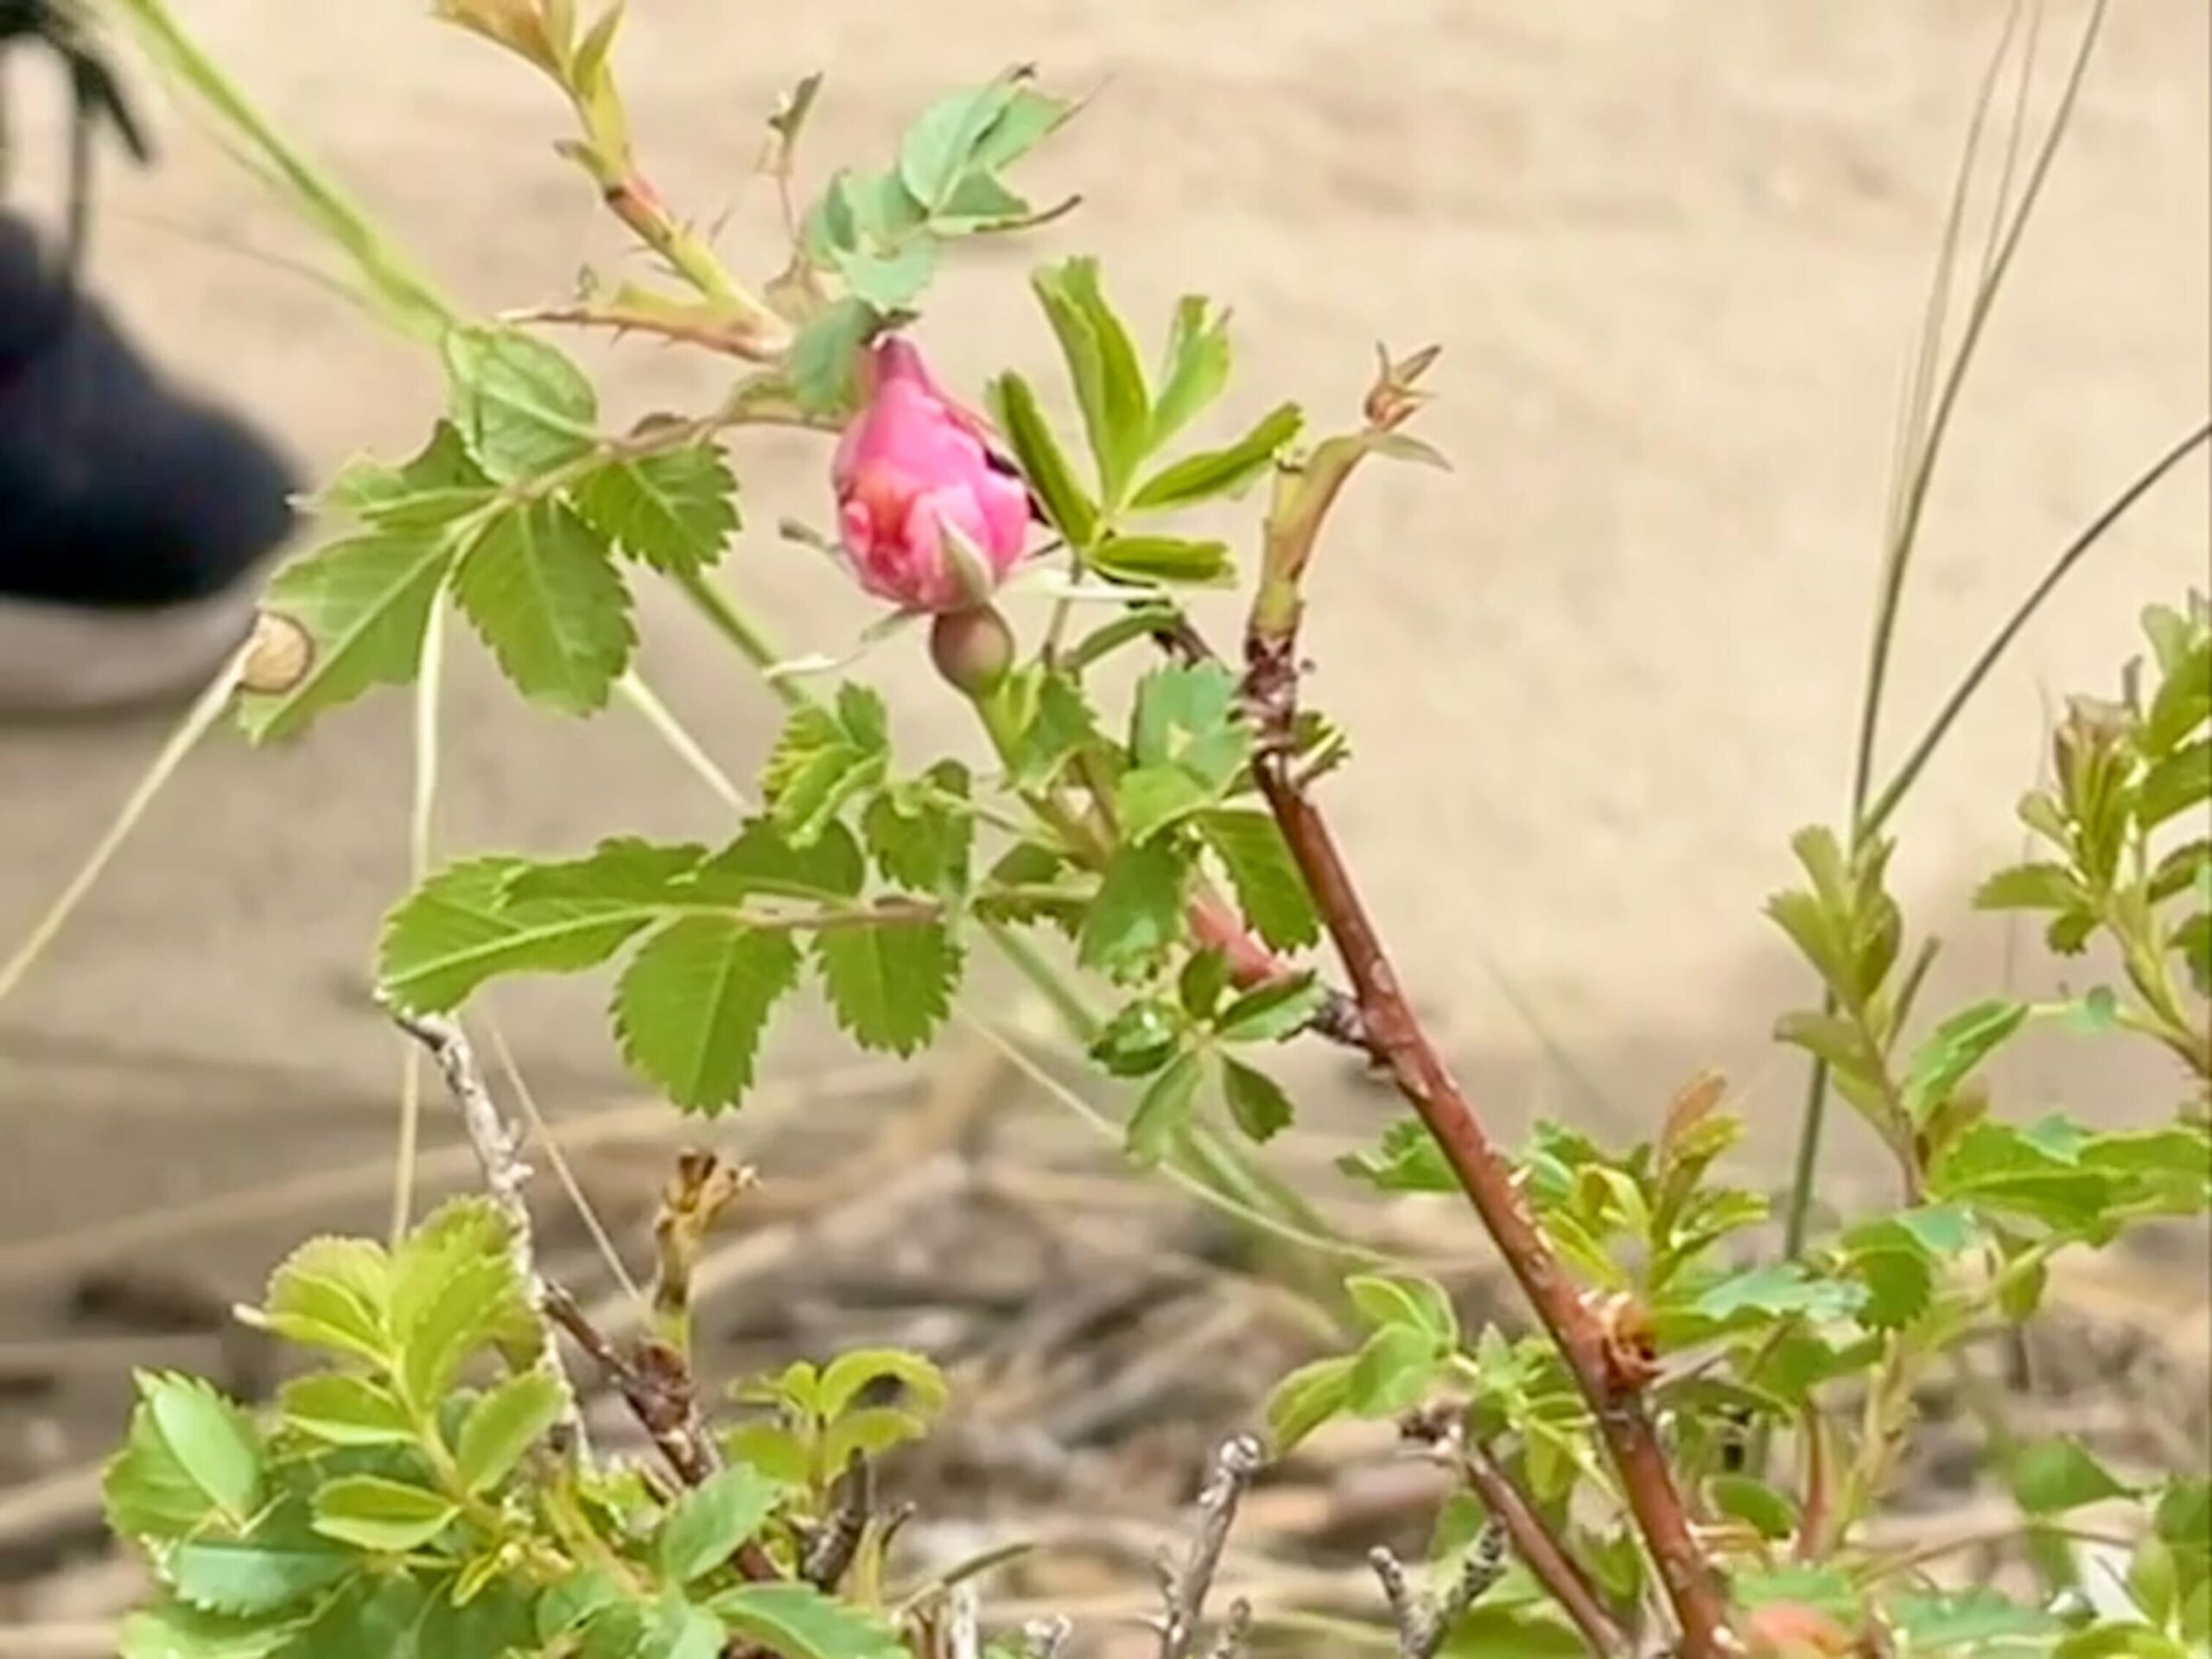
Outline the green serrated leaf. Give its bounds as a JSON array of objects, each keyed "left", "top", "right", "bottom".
[
  {"left": 262, "top": 1237, "right": 391, "bottom": 1363},
  {"left": 2012, "top": 1440, "right": 2130, "bottom": 1514},
  {"left": 832, "top": 239, "right": 939, "bottom": 309},
  {"left": 504, "top": 838, "right": 709, "bottom": 906},
  {"left": 399, "top": 1254, "right": 523, "bottom": 1408},
  {"left": 1709, "top": 1475, "right": 1798, "bottom": 1541},
  {"left": 898, "top": 79, "right": 1021, "bottom": 211},
  {"left": 105, "top": 1376, "right": 264, "bottom": 1542},
  {"left": 988, "top": 372, "right": 1099, "bottom": 548},
  {"left": 1077, "top": 838, "right": 1189, "bottom": 982},
  {"left": 237, "top": 535, "right": 458, "bottom": 743},
  {"left": 1115, "top": 765, "right": 1215, "bottom": 846},
  {"left": 279, "top": 1376, "right": 413, "bottom": 1447},
  {"left": 454, "top": 1371, "right": 569, "bottom": 1492},
  {"left": 1694, "top": 1264, "right": 1866, "bottom": 1325},
  {"left": 697, "top": 819, "right": 867, "bottom": 903},
  {"left": 1197, "top": 810, "right": 1319, "bottom": 951},
  {"left": 2139, "top": 738, "right": 2211, "bottom": 830},
  {"left": 761, "top": 691, "right": 892, "bottom": 847},
  {"left": 820, "top": 1407, "right": 931, "bottom": 1471},
  {"left": 1132, "top": 663, "right": 1248, "bottom": 788},
  {"left": 787, "top": 297, "right": 879, "bottom": 416},
  {"left": 813, "top": 918, "right": 960, "bottom": 1057},
  {"left": 1131, "top": 402, "right": 1302, "bottom": 511},
  {"left": 378, "top": 855, "right": 658, "bottom": 1014},
  {"left": 1902, "top": 999, "right": 2031, "bottom": 1122},
  {"left": 710, "top": 1581, "right": 906, "bottom": 1659},
  {"left": 574, "top": 444, "right": 740, "bottom": 575},
  {"left": 1347, "top": 1274, "right": 1459, "bottom": 1345},
  {"left": 1149, "top": 296, "right": 1232, "bottom": 450},
  {"left": 453, "top": 500, "right": 635, "bottom": 715},
  {"left": 615, "top": 918, "right": 801, "bottom": 1112},
  {"left": 1215, "top": 973, "right": 1325, "bottom": 1045},
  {"left": 1089, "top": 535, "right": 1235, "bottom": 588},
  {"left": 1033, "top": 257, "right": 1148, "bottom": 502},
  {"left": 658, "top": 1465, "right": 782, "bottom": 1583},
  {"left": 861, "top": 766, "right": 972, "bottom": 893},
  {"left": 1221, "top": 1057, "right": 1294, "bottom": 1143},
  {"left": 1008, "top": 672, "right": 1100, "bottom": 789},
  {"left": 1126, "top": 1050, "right": 1205, "bottom": 1167},
  {"left": 311, "top": 1476, "right": 457, "bottom": 1554},
  {"left": 1087, "top": 998, "right": 1182, "bottom": 1078},
  {"left": 164, "top": 1532, "right": 354, "bottom": 1618},
  {"left": 1337, "top": 1119, "right": 1458, "bottom": 1193},
  {"left": 1974, "top": 862, "right": 2090, "bottom": 913},
  {"left": 443, "top": 327, "right": 599, "bottom": 483},
  {"left": 1885, "top": 1587, "right": 2061, "bottom": 1654},
  {"left": 1347, "top": 1323, "right": 1446, "bottom": 1416},
  {"left": 119, "top": 1599, "right": 309, "bottom": 1659}
]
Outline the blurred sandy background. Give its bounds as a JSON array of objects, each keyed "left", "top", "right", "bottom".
[{"left": 1, "top": 1, "right": 2207, "bottom": 1272}]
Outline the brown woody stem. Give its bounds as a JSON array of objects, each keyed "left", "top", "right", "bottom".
[
  {"left": 1231, "top": 355, "right": 1730, "bottom": 1653},
  {"left": 1459, "top": 1443, "right": 1626, "bottom": 1656}
]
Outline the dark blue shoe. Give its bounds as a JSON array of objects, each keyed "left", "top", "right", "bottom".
[{"left": 1, "top": 213, "right": 300, "bottom": 711}]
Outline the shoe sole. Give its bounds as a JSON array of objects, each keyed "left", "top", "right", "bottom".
[{"left": 0, "top": 582, "right": 260, "bottom": 715}]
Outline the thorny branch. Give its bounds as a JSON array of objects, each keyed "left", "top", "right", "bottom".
[
  {"left": 1229, "top": 353, "right": 1734, "bottom": 1657},
  {"left": 386, "top": 1004, "right": 586, "bottom": 1459}
]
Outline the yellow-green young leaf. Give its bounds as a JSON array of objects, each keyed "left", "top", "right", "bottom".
[
  {"left": 2140, "top": 738, "right": 2212, "bottom": 830},
  {"left": 1197, "top": 810, "right": 1313, "bottom": 941},
  {"left": 1077, "top": 839, "right": 1190, "bottom": 984},
  {"left": 812, "top": 919, "right": 960, "bottom": 1058},
  {"left": 454, "top": 1371, "right": 569, "bottom": 1492},
  {"left": 163, "top": 1535, "right": 354, "bottom": 1618},
  {"left": 390, "top": 1199, "right": 531, "bottom": 1407},
  {"left": 1130, "top": 402, "right": 1303, "bottom": 512},
  {"left": 1088, "top": 535, "right": 1234, "bottom": 589},
  {"left": 1974, "top": 862, "right": 2088, "bottom": 912},
  {"left": 311, "top": 1476, "right": 458, "bottom": 1554},
  {"left": 710, "top": 1582, "right": 906, "bottom": 1659},
  {"left": 1347, "top": 1324, "right": 1445, "bottom": 1417},
  {"left": 1033, "top": 258, "right": 1148, "bottom": 502},
  {"left": 105, "top": 1375, "right": 264, "bottom": 1541},
  {"left": 817, "top": 1348, "right": 949, "bottom": 1421},
  {"left": 1220, "top": 1058, "right": 1293, "bottom": 1144},
  {"left": 452, "top": 500, "right": 636, "bottom": 715},
  {"left": 1263, "top": 1355, "right": 1354, "bottom": 1454},
  {"left": 236, "top": 534, "right": 458, "bottom": 744},
  {"left": 442, "top": 327, "right": 598, "bottom": 483},
  {"left": 1148, "top": 296, "right": 1232, "bottom": 451},
  {"left": 721, "top": 1425, "right": 811, "bottom": 1487},
  {"left": 614, "top": 918, "right": 802, "bottom": 1112},
  {"left": 377, "top": 855, "right": 655, "bottom": 1014},
  {"left": 820, "top": 1407, "right": 930, "bottom": 1470},
  {"left": 279, "top": 1375, "right": 413, "bottom": 1447},
  {"left": 988, "top": 372, "right": 1098, "bottom": 548},
  {"left": 1345, "top": 1274, "right": 1459, "bottom": 1345},
  {"left": 658, "top": 1465, "right": 782, "bottom": 1583},
  {"left": 574, "top": 444, "right": 741, "bottom": 575},
  {"left": 1125, "top": 1050, "right": 1205, "bottom": 1168},
  {"left": 262, "top": 1237, "right": 391, "bottom": 1363}
]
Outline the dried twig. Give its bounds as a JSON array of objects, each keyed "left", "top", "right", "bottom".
[
  {"left": 1155, "top": 1435, "right": 1265, "bottom": 1659},
  {"left": 386, "top": 1004, "right": 584, "bottom": 1456},
  {"left": 1020, "top": 1618, "right": 1073, "bottom": 1659},
  {"left": 804, "top": 1453, "right": 874, "bottom": 1591},
  {"left": 1368, "top": 1522, "right": 1507, "bottom": 1659}
]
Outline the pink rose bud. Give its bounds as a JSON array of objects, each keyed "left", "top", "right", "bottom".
[{"left": 832, "top": 336, "right": 1032, "bottom": 613}]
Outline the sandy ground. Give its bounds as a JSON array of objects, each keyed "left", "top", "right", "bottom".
[{"left": 0, "top": 2, "right": 2207, "bottom": 1317}]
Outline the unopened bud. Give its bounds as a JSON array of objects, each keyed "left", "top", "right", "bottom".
[{"left": 929, "top": 605, "right": 1015, "bottom": 698}]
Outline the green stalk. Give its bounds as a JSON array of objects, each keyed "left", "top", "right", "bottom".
[
  {"left": 1783, "top": 0, "right": 2107, "bottom": 1260},
  {"left": 106, "top": 0, "right": 457, "bottom": 340}
]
